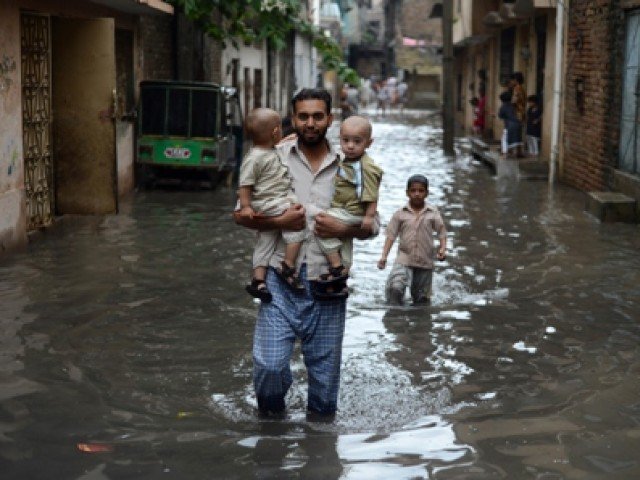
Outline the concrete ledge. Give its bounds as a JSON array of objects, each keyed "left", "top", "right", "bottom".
[
  {"left": 470, "top": 137, "right": 490, "bottom": 152},
  {"left": 518, "top": 160, "right": 549, "bottom": 181},
  {"left": 470, "top": 138, "right": 497, "bottom": 171},
  {"left": 467, "top": 135, "right": 550, "bottom": 181},
  {"left": 585, "top": 191, "right": 637, "bottom": 223}
]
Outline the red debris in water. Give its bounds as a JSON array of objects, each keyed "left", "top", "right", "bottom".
[{"left": 77, "top": 443, "right": 114, "bottom": 453}]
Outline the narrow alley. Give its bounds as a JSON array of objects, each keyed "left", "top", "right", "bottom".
[{"left": 1, "top": 112, "right": 639, "bottom": 479}]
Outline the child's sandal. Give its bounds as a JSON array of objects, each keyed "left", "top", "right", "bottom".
[
  {"left": 245, "top": 278, "right": 273, "bottom": 303},
  {"left": 311, "top": 283, "right": 349, "bottom": 301},
  {"left": 276, "top": 261, "right": 305, "bottom": 291},
  {"left": 316, "top": 265, "right": 348, "bottom": 286}
]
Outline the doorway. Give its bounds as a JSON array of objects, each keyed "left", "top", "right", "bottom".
[{"left": 51, "top": 17, "right": 118, "bottom": 214}]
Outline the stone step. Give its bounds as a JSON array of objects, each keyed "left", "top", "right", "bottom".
[
  {"left": 585, "top": 191, "right": 637, "bottom": 223},
  {"left": 470, "top": 137, "right": 490, "bottom": 151},
  {"left": 518, "top": 160, "right": 548, "bottom": 180},
  {"left": 472, "top": 148, "right": 549, "bottom": 181}
]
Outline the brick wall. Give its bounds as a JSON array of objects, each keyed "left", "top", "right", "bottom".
[
  {"left": 562, "top": 0, "right": 640, "bottom": 192},
  {"left": 139, "top": 14, "right": 174, "bottom": 80}
]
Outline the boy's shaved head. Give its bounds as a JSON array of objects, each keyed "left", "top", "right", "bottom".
[
  {"left": 340, "top": 115, "right": 372, "bottom": 138},
  {"left": 246, "top": 108, "right": 281, "bottom": 144}
]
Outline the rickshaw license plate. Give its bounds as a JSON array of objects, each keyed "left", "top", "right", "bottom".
[{"left": 164, "top": 147, "right": 191, "bottom": 159}]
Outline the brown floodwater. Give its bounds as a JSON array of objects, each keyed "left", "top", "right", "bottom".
[{"left": 1, "top": 111, "right": 639, "bottom": 479}]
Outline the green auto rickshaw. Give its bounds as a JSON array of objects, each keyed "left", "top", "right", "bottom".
[{"left": 136, "top": 80, "right": 241, "bottom": 187}]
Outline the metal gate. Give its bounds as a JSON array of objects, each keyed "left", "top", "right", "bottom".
[
  {"left": 619, "top": 10, "right": 640, "bottom": 174},
  {"left": 21, "top": 13, "right": 54, "bottom": 230}
]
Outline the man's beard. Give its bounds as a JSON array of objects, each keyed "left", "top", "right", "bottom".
[{"left": 295, "top": 125, "right": 327, "bottom": 147}]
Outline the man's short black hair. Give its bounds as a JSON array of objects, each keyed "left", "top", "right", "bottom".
[
  {"left": 407, "top": 174, "right": 429, "bottom": 189},
  {"left": 500, "top": 91, "right": 512, "bottom": 103},
  {"left": 527, "top": 94, "right": 538, "bottom": 104},
  {"left": 292, "top": 88, "right": 332, "bottom": 114}
]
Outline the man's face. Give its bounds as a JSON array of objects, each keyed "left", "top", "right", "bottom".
[{"left": 292, "top": 99, "right": 333, "bottom": 146}]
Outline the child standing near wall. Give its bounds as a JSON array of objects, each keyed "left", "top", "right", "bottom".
[
  {"left": 498, "top": 90, "right": 523, "bottom": 159},
  {"left": 526, "top": 94, "right": 542, "bottom": 156}
]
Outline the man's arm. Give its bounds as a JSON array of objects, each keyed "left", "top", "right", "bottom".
[{"left": 233, "top": 204, "right": 306, "bottom": 231}]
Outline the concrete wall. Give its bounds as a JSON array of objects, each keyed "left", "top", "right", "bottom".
[
  {"left": 0, "top": 3, "right": 27, "bottom": 252},
  {"left": 221, "top": 41, "right": 269, "bottom": 118},
  {"left": 453, "top": 7, "right": 559, "bottom": 159}
]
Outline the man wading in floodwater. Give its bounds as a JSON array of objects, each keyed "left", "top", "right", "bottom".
[{"left": 234, "top": 88, "right": 378, "bottom": 419}]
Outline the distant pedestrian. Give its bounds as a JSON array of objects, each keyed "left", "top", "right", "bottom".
[
  {"left": 397, "top": 80, "right": 408, "bottom": 114},
  {"left": 378, "top": 174, "right": 447, "bottom": 305},
  {"left": 236, "top": 108, "right": 306, "bottom": 302},
  {"left": 346, "top": 84, "right": 360, "bottom": 115},
  {"left": 228, "top": 90, "right": 244, "bottom": 184},
  {"left": 526, "top": 95, "right": 542, "bottom": 156},
  {"left": 509, "top": 72, "right": 526, "bottom": 157},
  {"left": 472, "top": 85, "right": 486, "bottom": 136},
  {"left": 375, "top": 80, "right": 389, "bottom": 116},
  {"left": 340, "top": 84, "right": 354, "bottom": 120},
  {"left": 498, "top": 90, "right": 522, "bottom": 158},
  {"left": 386, "top": 76, "right": 399, "bottom": 110},
  {"left": 359, "top": 78, "right": 373, "bottom": 109}
]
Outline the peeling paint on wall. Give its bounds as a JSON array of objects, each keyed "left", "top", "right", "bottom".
[{"left": 0, "top": 54, "right": 17, "bottom": 95}]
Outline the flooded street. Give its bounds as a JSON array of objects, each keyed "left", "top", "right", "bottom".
[{"left": 2, "top": 112, "right": 640, "bottom": 479}]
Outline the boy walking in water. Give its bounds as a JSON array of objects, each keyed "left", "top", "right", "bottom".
[
  {"left": 315, "top": 115, "right": 383, "bottom": 299},
  {"left": 378, "top": 174, "right": 447, "bottom": 305},
  {"left": 237, "top": 108, "right": 306, "bottom": 302}
]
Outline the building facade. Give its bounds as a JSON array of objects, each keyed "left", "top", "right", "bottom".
[
  {"left": 562, "top": 0, "right": 640, "bottom": 211},
  {"left": 1, "top": 0, "right": 322, "bottom": 254},
  {"left": 452, "top": 0, "right": 560, "bottom": 164},
  {"left": 452, "top": 0, "right": 640, "bottom": 217},
  {"left": 395, "top": 0, "right": 442, "bottom": 108},
  {"left": 0, "top": 0, "right": 174, "bottom": 253}
]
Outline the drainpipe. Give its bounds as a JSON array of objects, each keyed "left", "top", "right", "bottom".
[
  {"left": 549, "top": 0, "right": 566, "bottom": 185},
  {"left": 442, "top": 0, "right": 455, "bottom": 156}
]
